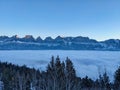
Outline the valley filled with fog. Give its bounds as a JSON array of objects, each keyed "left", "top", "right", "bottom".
[{"left": 0, "top": 50, "right": 120, "bottom": 81}]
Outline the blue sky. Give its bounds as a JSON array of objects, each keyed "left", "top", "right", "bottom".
[{"left": 0, "top": 0, "right": 120, "bottom": 41}]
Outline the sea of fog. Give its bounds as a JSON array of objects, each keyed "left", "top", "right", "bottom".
[{"left": 0, "top": 50, "right": 120, "bottom": 81}]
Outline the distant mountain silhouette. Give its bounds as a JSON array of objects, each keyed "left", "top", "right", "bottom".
[{"left": 0, "top": 35, "right": 120, "bottom": 50}]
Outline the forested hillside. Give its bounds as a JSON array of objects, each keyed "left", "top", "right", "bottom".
[{"left": 0, "top": 57, "right": 120, "bottom": 90}]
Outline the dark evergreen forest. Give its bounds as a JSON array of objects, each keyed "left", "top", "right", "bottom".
[{"left": 0, "top": 56, "right": 120, "bottom": 90}]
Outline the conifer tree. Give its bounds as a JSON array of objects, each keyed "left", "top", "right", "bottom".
[
  {"left": 65, "top": 57, "right": 76, "bottom": 90},
  {"left": 114, "top": 66, "right": 120, "bottom": 90}
]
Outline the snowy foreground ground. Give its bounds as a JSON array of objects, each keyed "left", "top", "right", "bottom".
[{"left": 0, "top": 50, "right": 120, "bottom": 81}]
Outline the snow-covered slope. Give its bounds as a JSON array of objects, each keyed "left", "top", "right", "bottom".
[{"left": 0, "top": 35, "right": 120, "bottom": 50}]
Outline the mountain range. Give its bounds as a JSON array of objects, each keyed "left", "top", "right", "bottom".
[{"left": 0, "top": 35, "right": 120, "bottom": 50}]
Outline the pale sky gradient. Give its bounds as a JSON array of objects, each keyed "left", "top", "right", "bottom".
[{"left": 0, "top": 0, "right": 120, "bottom": 41}]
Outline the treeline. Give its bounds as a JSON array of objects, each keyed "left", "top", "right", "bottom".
[{"left": 0, "top": 56, "right": 120, "bottom": 90}]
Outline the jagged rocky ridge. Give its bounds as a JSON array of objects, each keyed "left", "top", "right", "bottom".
[{"left": 0, "top": 35, "right": 120, "bottom": 50}]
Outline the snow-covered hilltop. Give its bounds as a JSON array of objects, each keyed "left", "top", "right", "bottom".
[{"left": 0, "top": 35, "right": 120, "bottom": 50}]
